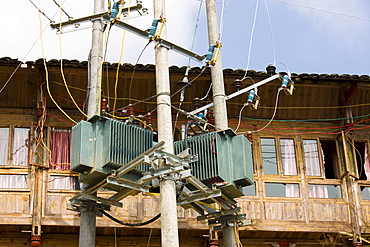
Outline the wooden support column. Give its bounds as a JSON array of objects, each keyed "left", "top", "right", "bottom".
[{"left": 341, "top": 132, "right": 362, "bottom": 246}]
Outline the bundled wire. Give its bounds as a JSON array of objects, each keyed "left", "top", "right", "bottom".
[
  {"left": 99, "top": 209, "right": 160, "bottom": 226},
  {"left": 38, "top": 11, "right": 77, "bottom": 124},
  {"left": 58, "top": 7, "right": 89, "bottom": 119}
]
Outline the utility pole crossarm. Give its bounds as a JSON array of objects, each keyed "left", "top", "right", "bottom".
[
  {"left": 50, "top": 3, "right": 146, "bottom": 30},
  {"left": 109, "top": 19, "right": 206, "bottom": 62}
]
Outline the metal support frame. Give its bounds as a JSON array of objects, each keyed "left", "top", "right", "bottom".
[
  {"left": 68, "top": 140, "right": 241, "bottom": 217},
  {"left": 197, "top": 207, "right": 248, "bottom": 232},
  {"left": 189, "top": 73, "right": 280, "bottom": 115}
]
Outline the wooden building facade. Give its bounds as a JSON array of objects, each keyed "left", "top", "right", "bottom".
[{"left": 0, "top": 56, "right": 370, "bottom": 246}]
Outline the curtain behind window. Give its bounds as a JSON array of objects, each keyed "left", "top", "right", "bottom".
[
  {"left": 0, "top": 174, "right": 28, "bottom": 189},
  {"left": 304, "top": 140, "right": 322, "bottom": 176},
  {"left": 49, "top": 175, "right": 79, "bottom": 190},
  {"left": 13, "top": 128, "right": 29, "bottom": 166},
  {"left": 364, "top": 143, "right": 370, "bottom": 181},
  {"left": 281, "top": 139, "right": 297, "bottom": 175},
  {"left": 50, "top": 129, "right": 71, "bottom": 170},
  {"left": 0, "top": 128, "right": 9, "bottom": 165}
]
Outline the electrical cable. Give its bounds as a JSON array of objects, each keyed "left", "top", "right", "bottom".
[
  {"left": 264, "top": 0, "right": 276, "bottom": 65},
  {"left": 218, "top": 0, "right": 231, "bottom": 42},
  {"left": 249, "top": 117, "right": 370, "bottom": 131},
  {"left": 58, "top": 7, "right": 89, "bottom": 119},
  {"left": 173, "top": 1, "right": 204, "bottom": 135},
  {"left": 0, "top": 1, "right": 67, "bottom": 94},
  {"left": 112, "top": 0, "right": 133, "bottom": 117},
  {"left": 38, "top": 11, "right": 77, "bottom": 124},
  {"left": 242, "top": 0, "right": 260, "bottom": 80},
  {"left": 102, "top": 22, "right": 113, "bottom": 110},
  {"left": 249, "top": 87, "right": 282, "bottom": 133},
  {"left": 236, "top": 113, "right": 370, "bottom": 123},
  {"left": 146, "top": 228, "right": 153, "bottom": 247},
  {"left": 106, "top": 113, "right": 153, "bottom": 130},
  {"left": 199, "top": 82, "right": 213, "bottom": 101},
  {"left": 275, "top": 0, "right": 370, "bottom": 22},
  {"left": 171, "top": 66, "right": 207, "bottom": 98},
  {"left": 99, "top": 209, "right": 161, "bottom": 226},
  {"left": 235, "top": 103, "right": 248, "bottom": 132},
  {"left": 52, "top": 0, "right": 72, "bottom": 19},
  {"left": 44, "top": 80, "right": 370, "bottom": 111},
  {"left": 29, "top": 0, "right": 53, "bottom": 22},
  {"left": 128, "top": 41, "right": 152, "bottom": 105}
]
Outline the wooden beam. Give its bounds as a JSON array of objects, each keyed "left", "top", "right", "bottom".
[{"left": 345, "top": 82, "right": 358, "bottom": 102}]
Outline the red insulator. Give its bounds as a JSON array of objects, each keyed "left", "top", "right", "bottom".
[
  {"left": 30, "top": 235, "right": 41, "bottom": 247},
  {"left": 35, "top": 108, "right": 43, "bottom": 119},
  {"left": 208, "top": 111, "right": 215, "bottom": 126},
  {"left": 246, "top": 131, "right": 253, "bottom": 143},
  {"left": 353, "top": 243, "right": 363, "bottom": 247},
  {"left": 146, "top": 113, "right": 152, "bottom": 126},
  {"left": 128, "top": 104, "right": 134, "bottom": 116},
  {"left": 209, "top": 239, "right": 219, "bottom": 247},
  {"left": 101, "top": 98, "right": 107, "bottom": 112}
]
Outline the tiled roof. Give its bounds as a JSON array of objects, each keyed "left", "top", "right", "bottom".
[{"left": 1, "top": 57, "right": 369, "bottom": 81}]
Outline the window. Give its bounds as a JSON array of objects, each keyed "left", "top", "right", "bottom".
[
  {"left": 242, "top": 183, "right": 256, "bottom": 196},
  {"left": 321, "top": 140, "right": 340, "bottom": 179},
  {"left": 281, "top": 139, "right": 298, "bottom": 175},
  {"left": 261, "top": 138, "right": 298, "bottom": 176},
  {"left": 49, "top": 128, "right": 71, "bottom": 170},
  {"left": 361, "top": 186, "right": 370, "bottom": 200},
  {"left": 0, "top": 127, "right": 29, "bottom": 166},
  {"left": 265, "top": 182, "right": 300, "bottom": 198},
  {"left": 303, "top": 139, "right": 321, "bottom": 176},
  {"left": 0, "top": 174, "right": 28, "bottom": 189},
  {"left": 354, "top": 142, "right": 370, "bottom": 181},
  {"left": 308, "top": 184, "right": 341, "bottom": 199},
  {"left": 0, "top": 128, "right": 9, "bottom": 165},
  {"left": 49, "top": 175, "right": 80, "bottom": 190}
]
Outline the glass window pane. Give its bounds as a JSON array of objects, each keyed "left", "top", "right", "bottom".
[
  {"left": 303, "top": 139, "right": 321, "bottom": 176},
  {"left": 308, "top": 184, "right": 341, "bottom": 198},
  {"left": 242, "top": 183, "right": 256, "bottom": 196},
  {"left": 361, "top": 187, "right": 370, "bottom": 200},
  {"left": 13, "top": 128, "right": 29, "bottom": 166},
  {"left": 0, "top": 128, "right": 9, "bottom": 165},
  {"left": 265, "top": 183, "right": 300, "bottom": 197},
  {"left": 0, "top": 174, "right": 28, "bottom": 189},
  {"left": 49, "top": 175, "right": 80, "bottom": 190},
  {"left": 261, "top": 138, "right": 278, "bottom": 175},
  {"left": 281, "top": 139, "right": 297, "bottom": 175}
]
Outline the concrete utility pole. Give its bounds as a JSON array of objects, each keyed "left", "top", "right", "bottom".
[
  {"left": 205, "top": 0, "right": 228, "bottom": 131},
  {"left": 79, "top": 0, "right": 104, "bottom": 246},
  {"left": 205, "top": 0, "right": 237, "bottom": 246},
  {"left": 153, "top": 0, "right": 180, "bottom": 246}
]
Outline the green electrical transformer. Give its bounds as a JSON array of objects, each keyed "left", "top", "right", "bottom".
[
  {"left": 174, "top": 130, "right": 254, "bottom": 198},
  {"left": 70, "top": 116, "right": 153, "bottom": 186}
]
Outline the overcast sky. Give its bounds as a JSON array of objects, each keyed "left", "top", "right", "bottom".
[{"left": 1, "top": 0, "right": 369, "bottom": 75}]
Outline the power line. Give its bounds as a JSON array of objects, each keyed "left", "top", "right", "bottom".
[
  {"left": 52, "top": 0, "right": 73, "bottom": 19},
  {"left": 29, "top": 0, "right": 53, "bottom": 22},
  {"left": 1, "top": 0, "right": 67, "bottom": 94},
  {"left": 264, "top": 0, "right": 276, "bottom": 65},
  {"left": 275, "top": 0, "right": 370, "bottom": 22},
  {"left": 243, "top": 0, "right": 260, "bottom": 80}
]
